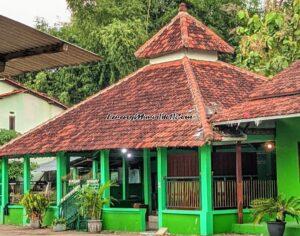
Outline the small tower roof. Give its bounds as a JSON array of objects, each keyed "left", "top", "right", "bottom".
[{"left": 135, "top": 3, "right": 234, "bottom": 59}]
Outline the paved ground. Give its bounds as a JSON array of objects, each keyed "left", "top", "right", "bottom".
[
  {"left": 0, "top": 225, "right": 138, "bottom": 236},
  {"left": 0, "top": 225, "right": 256, "bottom": 235}
]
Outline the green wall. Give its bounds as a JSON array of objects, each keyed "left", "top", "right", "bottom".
[
  {"left": 213, "top": 210, "right": 252, "bottom": 234},
  {"left": 43, "top": 206, "right": 58, "bottom": 226},
  {"left": 1, "top": 205, "right": 57, "bottom": 226},
  {"left": 276, "top": 117, "right": 300, "bottom": 197},
  {"left": 3, "top": 206, "right": 23, "bottom": 225},
  {"left": 162, "top": 211, "right": 200, "bottom": 235},
  {"left": 102, "top": 208, "right": 146, "bottom": 232}
]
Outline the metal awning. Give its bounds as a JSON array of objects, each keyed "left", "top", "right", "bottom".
[{"left": 0, "top": 15, "right": 101, "bottom": 77}]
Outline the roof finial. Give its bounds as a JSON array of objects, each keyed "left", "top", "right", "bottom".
[{"left": 179, "top": 2, "right": 187, "bottom": 12}]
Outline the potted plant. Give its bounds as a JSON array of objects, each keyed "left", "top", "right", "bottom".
[
  {"left": 20, "top": 192, "right": 50, "bottom": 228},
  {"left": 76, "top": 181, "right": 113, "bottom": 233},
  {"left": 52, "top": 217, "right": 67, "bottom": 232},
  {"left": 251, "top": 196, "right": 300, "bottom": 236}
]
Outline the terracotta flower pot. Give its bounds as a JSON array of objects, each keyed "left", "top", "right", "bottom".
[
  {"left": 267, "top": 221, "right": 286, "bottom": 236},
  {"left": 87, "top": 219, "right": 102, "bottom": 233}
]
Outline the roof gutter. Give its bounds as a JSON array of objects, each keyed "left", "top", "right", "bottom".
[{"left": 213, "top": 113, "right": 300, "bottom": 126}]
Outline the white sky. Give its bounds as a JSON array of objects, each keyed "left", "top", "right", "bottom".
[{"left": 0, "top": 0, "right": 71, "bottom": 27}]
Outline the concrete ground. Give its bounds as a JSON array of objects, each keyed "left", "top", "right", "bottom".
[{"left": 0, "top": 225, "right": 256, "bottom": 236}]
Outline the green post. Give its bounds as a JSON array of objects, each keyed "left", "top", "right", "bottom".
[
  {"left": 0, "top": 158, "right": 8, "bottom": 224},
  {"left": 143, "top": 148, "right": 152, "bottom": 213},
  {"left": 157, "top": 147, "right": 167, "bottom": 228},
  {"left": 122, "top": 157, "right": 128, "bottom": 200},
  {"left": 23, "top": 155, "right": 31, "bottom": 225},
  {"left": 92, "top": 159, "right": 99, "bottom": 179},
  {"left": 56, "top": 152, "right": 67, "bottom": 208},
  {"left": 71, "top": 168, "right": 78, "bottom": 179},
  {"left": 199, "top": 145, "right": 213, "bottom": 235},
  {"left": 23, "top": 156, "right": 31, "bottom": 194},
  {"left": 100, "top": 150, "right": 110, "bottom": 206}
]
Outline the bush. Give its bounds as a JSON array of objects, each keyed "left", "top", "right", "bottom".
[{"left": 20, "top": 193, "right": 50, "bottom": 223}]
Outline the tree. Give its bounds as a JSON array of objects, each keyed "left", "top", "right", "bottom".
[
  {"left": 16, "top": 0, "right": 254, "bottom": 105},
  {"left": 234, "top": 0, "right": 300, "bottom": 76},
  {"left": 0, "top": 129, "right": 19, "bottom": 146}
]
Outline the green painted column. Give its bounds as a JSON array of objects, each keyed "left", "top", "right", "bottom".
[
  {"left": 92, "top": 159, "right": 99, "bottom": 179},
  {"left": 157, "top": 147, "right": 167, "bottom": 228},
  {"left": 100, "top": 150, "right": 110, "bottom": 205},
  {"left": 23, "top": 155, "right": 31, "bottom": 225},
  {"left": 199, "top": 145, "right": 213, "bottom": 236},
  {"left": 0, "top": 158, "right": 8, "bottom": 224},
  {"left": 122, "top": 157, "right": 128, "bottom": 200},
  {"left": 23, "top": 156, "right": 31, "bottom": 194},
  {"left": 56, "top": 152, "right": 67, "bottom": 207},
  {"left": 143, "top": 148, "right": 152, "bottom": 213},
  {"left": 71, "top": 168, "right": 78, "bottom": 179}
]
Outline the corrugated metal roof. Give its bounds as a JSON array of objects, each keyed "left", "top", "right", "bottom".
[{"left": 0, "top": 15, "right": 101, "bottom": 77}]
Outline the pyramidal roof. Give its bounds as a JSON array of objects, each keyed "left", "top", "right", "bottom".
[
  {"left": 135, "top": 3, "right": 234, "bottom": 59},
  {"left": 0, "top": 4, "right": 266, "bottom": 157}
]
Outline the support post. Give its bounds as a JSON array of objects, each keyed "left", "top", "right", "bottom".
[
  {"left": 199, "top": 145, "right": 213, "bottom": 236},
  {"left": 0, "top": 158, "right": 8, "bottom": 224},
  {"left": 100, "top": 150, "right": 110, "bottom": 206},
  {"left": 23, "top": 156, "right": 31, "bottom": 194},
  {"left": 143, "top": 148, "right": 152, "bottom": 214},
  {"left": 157, "top": 147, "right": 167, "bottom": 228},
  {"left": 23, "top": 155, "right": 31, "bottom": 225},
  {"left": 56, "top": 152, "right": 67, "bottom": 208},
  {"left": 92, "top": 159, "right": 99, "bottom": 179},
  {"left": 122, "top": 157, "right": 128, "bottom": 200},
  {"left": 71, "top": 168, "right": 78, "bottom": 179},
  {"left": 236, "top": 141, "right": 243, "bottom": 224}
]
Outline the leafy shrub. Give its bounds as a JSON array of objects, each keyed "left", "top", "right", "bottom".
[
  {"left": 251, "top": 195, "right": 300, "bottom": 223},
  {"left": 20, "top": 193, "right": 50, "bottom": 223}
]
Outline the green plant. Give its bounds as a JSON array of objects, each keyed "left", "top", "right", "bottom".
[
  {"left": 8, "top": 160, "right": 38, "bottom": 181},
  {"left": 52, "top": 217, "right": 66, "bottom": 225},
  {"left": 0, "top": 129, "right": 19, "bottom": 145},
  {"left": 20, "top": 193, "right": 50, "bottom": 223},
  {"left": 76, "top": 181, "right": 113, "bottom": 220},
  {"left": 251, "top": 195, "right": 300, "bottom": 223}
]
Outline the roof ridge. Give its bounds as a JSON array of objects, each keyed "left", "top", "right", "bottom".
[
  {"left": 1, "top": 77, "right": 68, "bottom": 109},
  {"left": 0, "top": 64, "right": 152, "bottom": 155},
  {"left": 135, "top": 13, "right": 183, "bottom": 58},
  {"left": 180, "top": 13, "right": 189, "bottom": 47},
  {"left": 0, "top": 89, "right": 25, "bottom": 99},
  {"left": 182, "top": 56, "right": 213, "bottom": 142}
]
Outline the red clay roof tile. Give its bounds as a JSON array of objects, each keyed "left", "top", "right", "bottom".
[
  {"left": 0, "top": 58, "right": 264, "bottom": 157},
  {"left": 135, "top": 10, "right": 234, "bottom": 59},
  {"left": 212, "top": 60, "right": 300, "bottom": 123},
  {"left": 0, "top": 78, "right": 67, "bottom": 109}
]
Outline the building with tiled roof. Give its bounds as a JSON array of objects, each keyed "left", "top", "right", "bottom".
[
  {"left": 213, "top": 60, "right": 300, "bottom": 124},
  {"left": 0, "top": 3, "right": 299, "bottom": 236},
  {"left": 0, "top": 77, "right": 67, "bottom": 134}
]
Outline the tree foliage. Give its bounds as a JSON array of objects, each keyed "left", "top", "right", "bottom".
[
  {"left": 234, "top": 0, "right": 300, "bottom": 76},
  {"left": 0, "top": 129, "right": 19, "bottom": 146},
  {"left": 16, "top": 0, "right": 249, "bottom": 105}
]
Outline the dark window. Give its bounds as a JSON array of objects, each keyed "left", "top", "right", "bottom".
[{"left": 9, "top": 114, "right": 15, "bottom": 131}]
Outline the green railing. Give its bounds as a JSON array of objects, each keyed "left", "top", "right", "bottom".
[{"left": 60, "top": 185, "right": 81, "bottom": 230}]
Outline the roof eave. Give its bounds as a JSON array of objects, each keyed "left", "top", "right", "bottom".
[{"left": 213, "top": 113, "right": 300, "bottom": 126}]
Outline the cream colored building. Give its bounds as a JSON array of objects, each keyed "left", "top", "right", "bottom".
[{"left": 0, "top": 78, "right": 67, "bottom": 134}]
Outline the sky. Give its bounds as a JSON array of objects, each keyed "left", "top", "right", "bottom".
[{"left": 0, "top": 0, "right": 71, "bottom": 27}]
